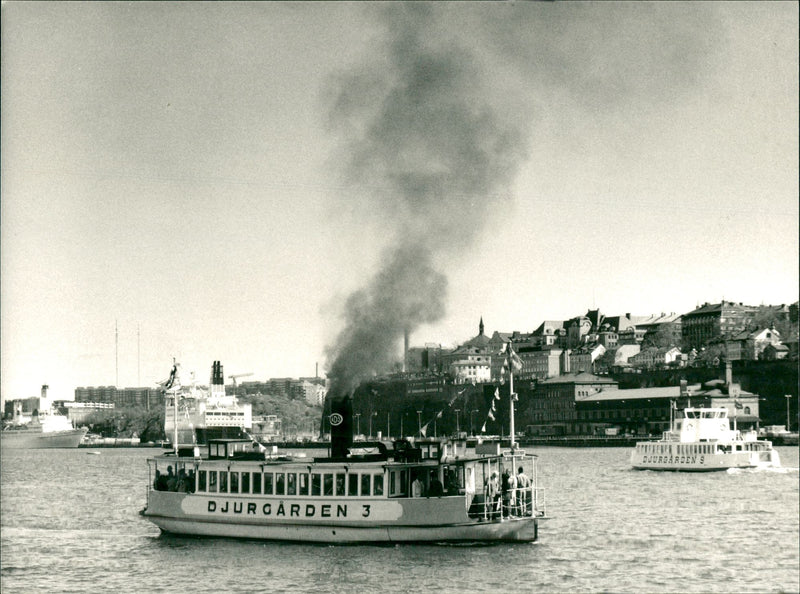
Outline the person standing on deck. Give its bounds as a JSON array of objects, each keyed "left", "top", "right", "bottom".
[{"left": 412, "top": 473, "right": 425, "bottom": 497}]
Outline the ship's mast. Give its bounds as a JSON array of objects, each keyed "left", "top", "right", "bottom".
[{"left": 509, "top": 341, "right": 516, "bottom": 451}]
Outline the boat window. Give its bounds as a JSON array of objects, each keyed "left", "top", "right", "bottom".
[
  {"left": 299, "top": 473, "right": 309, "bottom": 496},
  {"left": 199, "top": 470, "right": 207, "bottom": 492},
  {"left": 312, "top": 474, "right": 321, "bottom": 496},
  {"left": 220, "top": 471, "right": 228, "bottom": 493},
  {"left": 241, "top": 472, "right": 250, "bottom": 494},
  {"left": 323, "top": 473, "right": 334, "bottom": 496},
  {"left": 348, "top": 473, "right": 359, "bottom": 496},
  {"left": 389, "top": 471, "right": 397, "bottom": 496},
  {"left": 251, "top": 472, "right": 261, "bottom": 494},
  {"left": 287, "top": 473, "right": 297, "bottom": 496},
  {"left": 275, "top": 473, "right": 285, "bottom": 495},
  {"left": 361, "top": 474, "right": 371, "bottom": 497},
  {"left": 230, "top": 472, "right": 239, "bottom": 494},
  {"left": 209, "top": 471, "right": 218, "bottom": 493},
  {"left": 336, "top": 473, "right": 346, "bottom": 496},
  {"left": 264, "top": 472, "right": 274, "bottom": 495},
  {"left": 374, "top": 474, "right": 384, "bottom": 496}
]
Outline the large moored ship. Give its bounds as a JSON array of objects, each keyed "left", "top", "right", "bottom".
[
  {"left": 1, "top": 385, "right": 87, "bottom": 449},
  {"left": 163, "top": 361, "right": 251, "bottom": 448}
]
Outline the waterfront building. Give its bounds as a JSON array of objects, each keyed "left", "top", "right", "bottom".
[
  {"left": 521, "top": 363, "right": 761, "bottom": 437},
  {"left": 524, "top": 372, "right": 619, "bottom": 436}
]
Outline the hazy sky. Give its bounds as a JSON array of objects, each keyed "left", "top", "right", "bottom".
[{"left": 2, "top": 2, "right": 797, "bottom": 402}]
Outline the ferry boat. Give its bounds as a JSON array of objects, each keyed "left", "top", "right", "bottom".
[
  {"left": 1, "top": 386, "right": 88, "bottom": 449},
  {"left": 630, "top": 406, "right": 781, "bottom": 471},
  {"left": 141, "top": 356, "right": 546, "bottom": 543}
]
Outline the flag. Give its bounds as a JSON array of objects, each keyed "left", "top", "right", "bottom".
[
  {"left": 481, "top": 422, "right": 487, "bottom": 433},
  {"left": 507, "top": 345, "right": 523, "bottom": 373},
  {"left": 494, "top": 388, "right": 500, "bottom": 401},
  {"left": 487, "top": 410, "right": 495, "bottom": 421},
  {"left": 420, "top": 424, "right": 428, "bottom": 437},
  {"left": 435, "top": 410, "right": 443, "bottom": 419},
  {"left": 491, "top": 400, "right": 496, "bottom": 412},
  {"left": 734, "top": 400, "right": 743, "bottom": 410}
]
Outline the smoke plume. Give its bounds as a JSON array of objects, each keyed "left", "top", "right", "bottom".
[{"left": 325, "top": 4, "right": 530, "bottom": 399}]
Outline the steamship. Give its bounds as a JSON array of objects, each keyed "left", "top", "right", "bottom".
[
  {"left": 1, "top": 386, "right": 88, "bottom": 449},
  {"left": 141, "top": 363, "right": 546, "bottom": 543},
  {"left": 163, "top": 361, "right": 251, "bottom": 448}
]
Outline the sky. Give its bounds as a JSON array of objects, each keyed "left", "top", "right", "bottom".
[{"left": 2, "top": 2, "right": 798, "bottom": 402}]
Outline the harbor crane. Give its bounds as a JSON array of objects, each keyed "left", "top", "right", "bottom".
[{"left": 228, "top": 372, "right": 253, "bottom": 389}]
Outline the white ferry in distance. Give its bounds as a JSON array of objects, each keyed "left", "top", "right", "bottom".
[
  {"left": 630, "top": 406, "right": 781, "bottom": 471},
  {"left": 141, "top": 359, "right": 546, "bottom": 544}
]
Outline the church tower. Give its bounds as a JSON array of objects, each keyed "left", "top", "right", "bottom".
[{"left": 479, "top": 317, "right": 485, "bottom": 336}]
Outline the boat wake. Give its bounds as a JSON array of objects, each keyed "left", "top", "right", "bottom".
[{"left": 726, "top": 465, "right": 794, "bottom": 474}]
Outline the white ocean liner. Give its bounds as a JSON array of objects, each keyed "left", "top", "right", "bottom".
[{"left": 1, "top": 386, "right": 87, "bottom": 449}]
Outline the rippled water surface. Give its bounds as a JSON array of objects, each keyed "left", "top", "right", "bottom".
[{"left": 2, "top": 446, "right": 797, "bottom": 593}]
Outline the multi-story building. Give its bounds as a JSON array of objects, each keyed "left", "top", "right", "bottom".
[
  {"left": 524, "top": 371, "right": 619, "bottom": 436},
  {"left": 628, "top": 346, "right": 683, "bottom": 370},
  {"left": 523, "top": 367, "right": 760, "bottom": 437},
  {"left": 74, "top": 386, "right": 164, "bottom": 410},
  {"left": 725, "top": 327, "right": 782, "bottom": 361},
  {"left": 61, "top": 401, "right": 115, "bottom": 425},
  {"left": 443, "top": 318, "right": 495, "bottom": 384},
  {"left": 681, "top": 301, "right": 755, "bottom": 349}
]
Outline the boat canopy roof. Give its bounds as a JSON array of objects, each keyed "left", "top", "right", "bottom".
[{"left": 683, "top": 407, "right": 728, "bottom": 419}]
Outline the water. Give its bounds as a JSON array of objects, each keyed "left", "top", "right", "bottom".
[{"left": 1, "top": 446, "right": 797, "bottom": 594}]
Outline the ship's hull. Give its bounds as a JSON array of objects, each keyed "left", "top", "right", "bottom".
[
  {"left": 142, "top": 491, "right": 539, "bottom": 543},
  {"left": 630, "top": 447, "right": 781, "bottom": 471},
  {"left": 1, "top": 427, "right": 88, "bottom": 449}
]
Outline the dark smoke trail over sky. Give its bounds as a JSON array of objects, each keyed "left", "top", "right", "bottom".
[
  {"left": 323, "top": 3, "right": 723, "bottom": 398},
  {"left": 324, "top": 4, "right": 530, "bottom": 398}
]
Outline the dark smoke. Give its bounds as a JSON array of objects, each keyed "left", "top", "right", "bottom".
[{"left": 325, "top": 4, "right": 530, "bottom": 405}]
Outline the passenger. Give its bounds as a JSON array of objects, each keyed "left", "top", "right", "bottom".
[
  {"left": 166, "top": 466, "right": 179, "bottom": 492},
  {"left": 177, "top": 469, "right": 191, "bottom": 493},
  {"left": 501, "top": 469, "right": 511, "bottom": 517},
  {"left": 507, "top": 469, "right": 518, "bottom": 516},
  {"left": 486, "top": 471, "right": 500, "bottom": 519},
  {"left": 156, "top": 468, "right": 168, "bottom": 491},
  {"left": 516, "top": 466, "right": 531, "bottom": 514},
  {"left": 446, "top": 469, "right": 459, "bottom": 495},
  {"left": 412, "top": 473, "right": 425, "bottom": 498},
  {"left": 428, "top": 472, "right": 444, "bottom": 497}
]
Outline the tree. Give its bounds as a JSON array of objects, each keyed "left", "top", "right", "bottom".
[
  {"left": 84, "top": 407, "right": 164, "bottom": 441},
  {"left": 642, "top": 323, "right": 682, "bottom": 350}
]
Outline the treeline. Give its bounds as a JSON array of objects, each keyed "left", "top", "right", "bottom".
[{"left": 83, "top": 406, "right": 165, "bottom": 442}]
